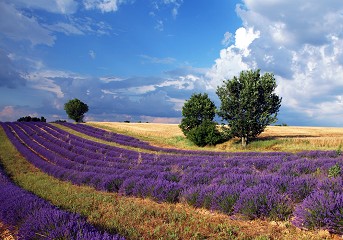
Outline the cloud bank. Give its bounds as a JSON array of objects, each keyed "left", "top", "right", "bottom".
[{"left": 207, "top": 0, "right": 343, "bottom": 126}]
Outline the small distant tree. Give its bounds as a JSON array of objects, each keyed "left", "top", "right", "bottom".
[
  {"left": 179, "top": 93, "right": 222, "bottom": 147},
  {"left": 64, "top": 98, "right": 89, "bottom": 123},
  {"left": 216, "top": 69, "right": 282, "bottom": 147}
]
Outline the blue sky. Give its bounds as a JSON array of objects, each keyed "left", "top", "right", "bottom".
[{"left": 1, "top": 0, "right": 343, "bottom": 126}]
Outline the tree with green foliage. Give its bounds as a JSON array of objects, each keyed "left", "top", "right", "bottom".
[
  {"left": 179, "top": 93, "right": 222, "bottom": 147},
  {"left": 64, "top": 98, "right": 89, "bottom": 123},
  {"left": 216, "top": 69, "right": 282, "bottom": 147}
]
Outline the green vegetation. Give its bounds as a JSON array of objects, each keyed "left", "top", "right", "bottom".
[
  {"left": 328, "top": 163, "right": 341, "bottom": 178},
  {"left": 64, "top": 98, "right": 89, "bottom": 123},
  {"left": 179, "top": 93, "right": 223, "bottom": 147},
  {"left": 217, "top": 69, "right": 282, "bottom": 147},
  {"left": 17, "top": 116, "right": 46, "bottom": 122},
  {"left": 186, "top": 119, "right": 223, "bottom": 146},
  {"left": 178, "top": 70, "right": 282, "bottom": 148}
]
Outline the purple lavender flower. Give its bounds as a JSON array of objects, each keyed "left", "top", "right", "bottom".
[
  {"left": 211, "top": 183, "right": 243, "bottom": 214},
  {"left": 317, "top": 178, "right": 343, "bottom": 193},
  {"left": 234, "top": 184, "right": 293, "bottom": 220},
  {"left": 286, "top": 176, "right": 317, "bottom": 203},
  {"left": 19, "top": 208, "right": 124, "bottom": 240},
  {"left": 293, "top": 190, "right": 343, "bottom": 234},
  {"left": 0, "top": 166, "right": 125, "bottom": 239},
  {"left": 152, "top": 179, "right": 182, "bottom": 203}
]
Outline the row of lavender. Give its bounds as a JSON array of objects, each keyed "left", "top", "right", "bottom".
[
  {"left": 2, "top": 122, "right": 343, "bottom": 234},
  {"left": 58, "top": 122, "right": 154, "bottom": 150},
  {"left": 0, "top": 166, "right": 124, "bottom": 239},
  {"left": 58, "top": 122, "right": 238, "bottom": 156}
]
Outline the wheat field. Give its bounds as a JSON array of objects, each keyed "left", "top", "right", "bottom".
[{"left": 88, "top": 122, "right": 343, "bottom": 152}]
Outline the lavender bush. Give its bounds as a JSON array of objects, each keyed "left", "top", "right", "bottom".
[
  {"left": 234, "top": 184, "right": 293, "bottom": 220},
  {"left": 211, "top": 184, "right": 243, "bottom": 214},
  {"left": 293, "top": 190, "right": 343, "bottom": 234}
]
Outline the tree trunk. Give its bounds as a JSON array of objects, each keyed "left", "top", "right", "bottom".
[{"left": 241, "top": 136, "right": 247, "bottom": 147}]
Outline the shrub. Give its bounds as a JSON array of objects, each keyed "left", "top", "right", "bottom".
[
  {"left": 179, "top": 93, "right": 225, "bottom": 147},
  {"left": 234, "top": 184, "right": 293, "bottom": 220},
  {"left": 293, "top": 190, "right": 343, "bottom": 234},
  {"left": 195, "top": 185, "right": 217, "bottom": 209},
  {"left": 181, "top": 186, "right": 200, "bottom": 207},
  {"left": 119, "top": 177, "right": 139, "bottom": 196},
  {"left": 317, "top": 178, "right": 343, "bottom": 193},
  {"left": 103, "top": 175, "right": 125, "bottom": 192},
  {"left": 187, "top": 120, "right": 223, "bottom": 147},
  {"left": 152, "top": 180, "right": 182, "bottom": 203},
  {"left": 286, "top": 176, "right": 317, "bottom": 203},
  {"left": 260, "top": 175, "right": 292, "bottom": 193},
  {"left": 211, "top": 184, "right": 243, "bottom": 214}
]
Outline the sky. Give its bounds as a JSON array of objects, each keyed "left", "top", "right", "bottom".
[{"left": 0, "top": 0, "right": 343, "bottom": 126}]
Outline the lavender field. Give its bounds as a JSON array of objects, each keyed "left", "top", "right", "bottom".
[
  {"left": 1, "top": 122, "right": 343, "bottom": 238},
  {"left": 0, "top": 166, "right": 124, "bottom": 239}
]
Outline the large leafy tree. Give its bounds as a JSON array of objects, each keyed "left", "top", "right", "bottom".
[
  {"left": 64, "top": 98, "right": 89, "bottom": 123},
  {"left": 216, "top": 69, "right": 282, "bottom": 147},
  {"left": 179, "top": 93, "right": 222, "bottom": 146}
]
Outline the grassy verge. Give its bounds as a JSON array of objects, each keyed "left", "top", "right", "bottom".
[{"left": 0, "top": 127, "right": 338, "bottom": 239}]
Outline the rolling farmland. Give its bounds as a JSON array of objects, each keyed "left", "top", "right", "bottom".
[{"left": 0, "top": 122, "right": 342, "bottom": 239}]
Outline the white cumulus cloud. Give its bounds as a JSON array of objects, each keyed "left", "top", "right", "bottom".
[
  {"left": 206, "top": 27, "right": 259, "bottom": 88},
  {"left": 83, "top": 0, "right": 128, "bottom": 12},
  {"left": 207, "top": 0, "right": 343, "bottom": 126}
]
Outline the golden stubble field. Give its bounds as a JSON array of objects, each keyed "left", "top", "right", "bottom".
[{"left": 88, "top": 122, "right": 343, "bottom": 152}]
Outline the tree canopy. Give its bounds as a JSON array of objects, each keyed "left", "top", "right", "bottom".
[
  {"left": 64, "top": 99, "right": 89, "bottom": 123},
  {"left": 179, "top": 93, "right": 222, "bottom": 147},
  {"left": 216, "top": 69, "right": 282, "bottom": 147},
  {"left": 179, "top": 93, "right": 216, "bottom": 135}
]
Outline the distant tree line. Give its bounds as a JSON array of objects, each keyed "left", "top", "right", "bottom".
[
  {"left": 17, "top": 116, "right": 46, "bottom": 122},
  {"left": 180, "top": 69, "right": 282, "bottom": 147}
]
